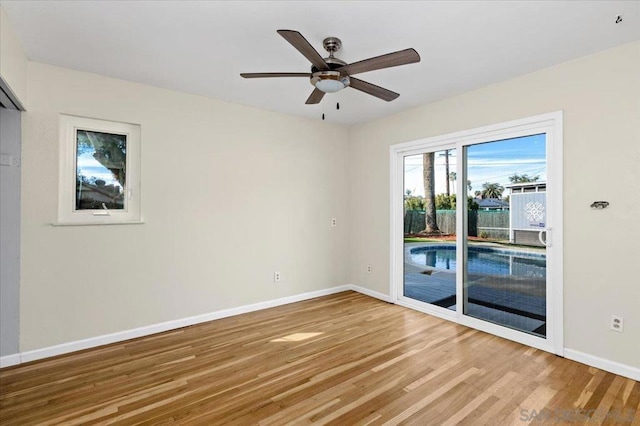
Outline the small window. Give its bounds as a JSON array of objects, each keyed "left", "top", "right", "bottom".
[{"left": 57, "top": 115, "right": 141, "bottom": 225}]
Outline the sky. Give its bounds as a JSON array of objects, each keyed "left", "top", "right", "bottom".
[
  {"left": 404, "top": 134, "right": 546, "bottom": 197},
  {"left": 77, "top": 152, "right": 123, "bottom": 188}
]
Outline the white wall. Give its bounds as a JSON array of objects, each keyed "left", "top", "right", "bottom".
[
  {"left": 0, "top": 6, "right": 27, "bottom": 107},
  {"left": 20, "top": 62, "right": 350, "bottom": 351},
  {"left": 348, "top": 42, "right": 640, "bottom": 369}
]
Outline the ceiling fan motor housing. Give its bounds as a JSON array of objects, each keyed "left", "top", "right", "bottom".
[{"left": 310, "top": 41, "right": 350, "bottom": 90}]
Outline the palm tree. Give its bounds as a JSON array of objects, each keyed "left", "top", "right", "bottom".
[
  {"left": 508, "top": 173, "right": 540, "bottom": 183},
  {"left": 451, "top": 172, "right": 474, "bottom": 193},
  {"left": 422, "top": 153, "right": 440, "bottom": 233},
  {"left": 480, "top": 182, "right": 504, "bottom": 199},
  {"left": 444, "top": 150, "right": 450, "bottom": 196}
]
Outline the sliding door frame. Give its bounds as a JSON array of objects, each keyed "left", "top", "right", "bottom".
[{"left": 390, "top": 111, "right": 564, "bottom": 355}]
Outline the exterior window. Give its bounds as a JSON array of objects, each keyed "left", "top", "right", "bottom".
[
  {"left": 58, "top": 115, "right": 141, "bottom": 225},
  {"left": 76, "top": 130, "right": 126, "bottom": 210}
]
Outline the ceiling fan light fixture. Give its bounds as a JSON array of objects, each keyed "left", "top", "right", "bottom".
[
  {"left": 315, "top": 79, "right": 344, "bottom": 93},
  {"left": 311, "top": 70, "right": 350, "bottom": 93}
]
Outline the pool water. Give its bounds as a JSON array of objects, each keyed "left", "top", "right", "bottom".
[{"left": 409, "top": 245, "right": 546, "bottom": 278}]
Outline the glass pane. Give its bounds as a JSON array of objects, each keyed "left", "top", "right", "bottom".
[
  {"left": 403, "top": 149, "right": 457, "bottom": 310},
  {"left": 463, "top": 134, "right": 547, "bottom": 337},
  {"left": 76, "top": 129, "right": 126, "bottom": 210}
]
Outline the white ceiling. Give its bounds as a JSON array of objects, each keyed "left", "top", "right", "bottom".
[{"left": 3, "top": 1, "right": 639, "bottom": 125}]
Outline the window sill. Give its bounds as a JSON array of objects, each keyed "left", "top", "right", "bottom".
[{"left": 51, "top": 220, "right": 145, "bottom": 227}]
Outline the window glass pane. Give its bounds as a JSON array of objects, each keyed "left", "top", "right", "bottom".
[
  {"left": 76, "top": 130, "right": 126, "bottom": 210},
  {"left": 403, "top": 149, "right": 457, "bottom": 311},
  {"left": 463, "top": 134, "right": 547, "bottom": 338}
]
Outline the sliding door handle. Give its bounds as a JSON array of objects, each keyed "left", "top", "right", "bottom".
[{"left": 538, "top": 228, "right": 552, "bottom": 247}]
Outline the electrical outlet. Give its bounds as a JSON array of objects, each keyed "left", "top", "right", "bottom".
[
  {"left": 367, "top": 265, "right": 372, "bottom": 273},
  {"left": 331, "top": 218, "right": 337, "bottom": 227},
  {"left": 610, "top": 315, "right": 624, "bottom": 332},
  {"left": 274, "top": 271, "right": 281, "bottom": 282}
]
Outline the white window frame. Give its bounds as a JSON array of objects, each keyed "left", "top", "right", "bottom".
[{"left": 56, "top": 114, "right": 142, "bottom": 225}]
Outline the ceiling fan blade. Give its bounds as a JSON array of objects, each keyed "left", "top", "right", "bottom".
[
  {"left": 305, "top": 88, "right": 326, "bottom": 104},
  {"left": 277, "top": 30, "right": 330, "bottom": 71},
  {"left": 349, "top": 77, "right": 400, "bottom": 102},
  {"left": 338, "top": 48, "right": 420, "bottom": 76},
  {"left": 240, "top": 72, "right": 311, "bottom": 78}
]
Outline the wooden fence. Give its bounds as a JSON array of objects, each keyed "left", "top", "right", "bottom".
[{"left": 404, "top": 210, "right": 509, "bottom": 239}]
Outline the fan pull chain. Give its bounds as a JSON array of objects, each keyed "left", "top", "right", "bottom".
[{"left": 337, "top": 102, "right": 340, "bottom": 110}]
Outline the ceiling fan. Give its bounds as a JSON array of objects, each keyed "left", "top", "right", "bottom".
[{"left": 240, "top": 30, "right": 421, "bottom": 104}]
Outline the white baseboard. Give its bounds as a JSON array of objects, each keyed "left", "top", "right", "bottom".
[
  {"left": 0, "top": 353, "right": 21, "bottom": 369},
  {"left": 347, "top": 285, "right": 640, "bottom": 382},
  {"left": 6, "top": 285, "right": 638, "bottom": 383},
  {"left": 564, "top": 349, "right": 640, "bottom": 381},
  {"left": 9, "top": 285, "right": 351, "bottom": 367},
  {"left": 347, "top": 284, "right": 392, "bottom": 303}
]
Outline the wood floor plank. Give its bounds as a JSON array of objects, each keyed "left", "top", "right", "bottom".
[{"left": 0, "top": 291, "right": 638, "bottom": 425}]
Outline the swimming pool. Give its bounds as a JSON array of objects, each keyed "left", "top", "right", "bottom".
[{"left": 408, "top": 244, "right": 546, "bottom": 278}]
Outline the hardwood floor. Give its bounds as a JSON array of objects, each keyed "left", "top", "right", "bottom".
[{"left": 1, "top": 291, "right": 638, "bottom": 425}]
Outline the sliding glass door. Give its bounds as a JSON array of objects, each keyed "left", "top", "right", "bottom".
[
  {"left": 462, "top": 135, "right": 548, "bottom": 338},
  {"left": 392, "top": 112, "right": 563, "bottom": 354}
]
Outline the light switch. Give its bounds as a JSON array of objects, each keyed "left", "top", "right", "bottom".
[{"left": 0, "top": 154, "right": 13, "bottom": 167}]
